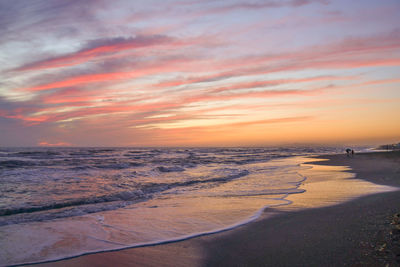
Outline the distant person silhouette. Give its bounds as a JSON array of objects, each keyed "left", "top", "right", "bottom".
[{"left": 346, "top": 148, "right": 351, "bottom": 157}]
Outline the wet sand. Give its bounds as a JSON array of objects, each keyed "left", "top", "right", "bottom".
[{"left": 33, "top": 151, "right": 400, "bottom": 267}]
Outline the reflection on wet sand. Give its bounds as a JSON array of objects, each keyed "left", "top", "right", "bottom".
[{"left": 278, "top": 158, "right": 398, "bottom": 212}]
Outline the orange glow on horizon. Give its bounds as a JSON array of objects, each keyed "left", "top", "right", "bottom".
[{"left": 0, "top": 1, "right": 399, "bottom": 147}]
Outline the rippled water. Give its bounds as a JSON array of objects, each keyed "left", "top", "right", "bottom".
[{"left": 0, "top": 146, "right": 354, "bottom": 265}]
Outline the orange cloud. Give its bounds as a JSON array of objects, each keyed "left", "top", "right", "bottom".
[
  {"left": 184, "top": 86, "right": 330, "bottom": 104},
  {"left": 38, "top": 141, "right": 72, "bottom": 147},
  {"left": 225, "top": 116, "right": 314, "bottom": 127}
]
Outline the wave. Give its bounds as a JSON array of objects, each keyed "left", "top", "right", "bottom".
[
  {"left": 0, "top": 160, "right": 36, "bottom": 169},
  {"left": 14, "top": 151, "right": 61, "bottom": 156},
  {"left": 3, "top": 186, "right": 299, "bottom": 267},
  {"left": 155, "top": 166, "right": 185, "bottom": 172},
  {"left": 0, "top": 189, "right": 145, "bottom": 217},
  {"left": 94, "top": 162, "right": 143, "bottom": 169},
  {"left": 0, "top": 169, "right": 250, "bottom": 225}
]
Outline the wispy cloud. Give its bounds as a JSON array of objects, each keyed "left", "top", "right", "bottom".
[
  {"left": 18, "top": 56, "right": 197, "bottom": 92},
  {"left": 13, "top": 35, "right": 175, "bottom": 71},
  {"left": 225, "top": 115, "right": 314, "bottom": 127},
  {"left": 0, "top": 0, "right": 399, "bottom": 146},
  {"left": 38, "top": 141, "right": 72, "bottom": 147},
  {"left": 188, "top": 0, "right": 329, "bottom": 17}
]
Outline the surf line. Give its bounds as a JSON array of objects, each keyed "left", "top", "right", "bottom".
[{"left": 10, "top": 164, "right": 311, "bottom": 267}]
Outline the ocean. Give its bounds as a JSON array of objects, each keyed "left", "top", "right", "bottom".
[{"left": 0, "top": 146, "right": 362, "bottom": 265}]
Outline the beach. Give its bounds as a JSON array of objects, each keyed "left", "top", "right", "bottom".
[
  {"left": 32, "top": 151, "right": 400, "bottom": 267},
  {"left": 3, "top": 1, "right": 400, "bottom": 266}
]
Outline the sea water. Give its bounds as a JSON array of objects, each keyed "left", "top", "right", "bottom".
[{"left": 0, "top": 147, "right": 367, "bottom": 265}]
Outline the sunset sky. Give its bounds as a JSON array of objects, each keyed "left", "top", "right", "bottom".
[{"left": 0, "top": 0, "right": 399, "bottom": 147}]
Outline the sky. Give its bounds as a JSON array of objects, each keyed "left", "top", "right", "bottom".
[{"left": 0, "top": 0, "right": 399, "bottom": 147}]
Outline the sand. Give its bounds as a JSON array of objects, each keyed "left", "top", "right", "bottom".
[{"left": 32, "top": 151, "right": 400, "bottom": 267}]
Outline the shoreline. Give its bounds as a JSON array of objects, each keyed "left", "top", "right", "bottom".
[
  {"left": 311, "top": 150, "right": 400, "bottom": 187},
  {"left": 15, "top": 156, "right": 307, "bottom": 266},
  {"left": 30, "top": 151, "right": 400, "bottom": 266}
]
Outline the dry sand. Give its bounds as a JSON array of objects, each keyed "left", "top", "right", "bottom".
[{"left": 33, "top": 151, "right": 400, "bottom": 267}]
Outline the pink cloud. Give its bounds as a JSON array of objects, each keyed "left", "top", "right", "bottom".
[
  {"left": 39, "top": 88, "right": 115, "bottom": 105},
  {"left": 14, "top": 35, "right": 173, "bottom": 72},
  {"left": 13, "top": 34, "right": 220, "bottom": 73},
  {"left": 17, "top": 29, "right": 400, "bottom": 96},
  {"left": 210, "top": 76, "right": 354, "bottom": 94},
  {"left": 224, "top": 116, "right": 314, "bottom": 127},
  {"left": 20, "top": 57, "right": 196, "bottom": 92},
  {"left": 6, "top": 29, "right": 400, "bottom": 130},
  {"left": 38, "top": 141, "right": 72, "bottom": 147},
  {"left": 152, "top": 31, "right": 400, "bottom": 89},
  {"left": 189, "top": 0, "right": 328, "bottom": 18}
]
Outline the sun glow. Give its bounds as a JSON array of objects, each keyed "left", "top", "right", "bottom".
[{"left": 0, "top": 0, "right": 399, "bottom": 146}]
